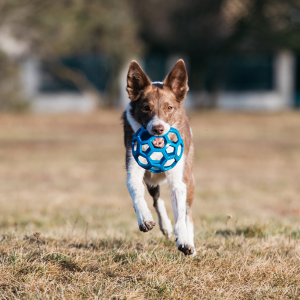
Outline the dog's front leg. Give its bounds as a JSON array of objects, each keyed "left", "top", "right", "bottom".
[
  {"left": 126, "top": 155, "right": 156, "bottom": 232},
  {"left": 166, "top": 157, "right": 194, "bottom": 255}
]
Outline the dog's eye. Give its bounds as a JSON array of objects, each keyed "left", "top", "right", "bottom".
[
  {"left": 168, "top": 106, "right": 173, "bottom": 110},
  {"left": 143, "top": 105, "right": 150, "bottom": 112}
]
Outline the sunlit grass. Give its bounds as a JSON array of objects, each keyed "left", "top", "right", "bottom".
[{"left": 0, "top": 110, "right": 300, "bottom": 298}]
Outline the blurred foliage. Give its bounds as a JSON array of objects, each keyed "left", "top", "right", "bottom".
[
  {"left": 131, "top": 0, "right": 300, "bottom": 90},
  {"left": 1, "top": 0, "right": 144, "bottom": 106},
  {"left": 2, "top": 0, "right": 143, "bottom": 59},
  {"left": 0, "top": 52, "right": 29, "bottom": 112},
  {"left": 2, "top": 0, "right": 300, "bottom": 107},
  {"left": 132, "top": 0, "right": 300, "bottom": 57}
]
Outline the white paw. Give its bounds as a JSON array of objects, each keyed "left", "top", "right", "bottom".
[
  {"left": 139, "top": 220, "right": 156, "bottom": 232},
  {"left": 177, "top": 243, "right": 195, "bottom": 256},
  {"left": 137, "top": 209, "right": 156, "bottom": 232},
  {"left": 159, "top": 218, "right": 173, "bottom": 239}
]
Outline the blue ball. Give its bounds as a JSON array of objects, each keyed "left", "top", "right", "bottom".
[{"left": 132, "top": 126, "right": 184, "bottom": 173}]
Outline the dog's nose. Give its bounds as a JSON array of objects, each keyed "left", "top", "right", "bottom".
[{"left": 152, "top": 124, "right": 164, "bottom": 135}]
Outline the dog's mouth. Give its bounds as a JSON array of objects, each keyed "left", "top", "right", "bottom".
[{"left": 152, "top": 138, "right": 165, "bottom": 148}]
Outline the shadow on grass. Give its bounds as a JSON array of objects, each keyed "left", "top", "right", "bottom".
[
  {"left": 216, "top": 225, "right": 300, "bottom": 239},
  {"left": 45, "top": 253, "right": 82, "bottom": 272},
  {"left": 216, "top": 225, "right": 268, "bottom": 238},
  {"left": 68, "top": 239, "right": 127, "bottom": 251}
]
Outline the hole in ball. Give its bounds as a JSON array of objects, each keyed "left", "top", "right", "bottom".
[
  {"left": 138, "top": 155, "right": 148, "bottom": 165},
  {"left": 166, "top": 146, "right": 175, "bottom": 154},
  {"left": 165, "top": 159, "right": 175, "bottom": 167},
  {"left": 150, "top": 152, "right": 164, "bottom": 161},
  {"left": 142, "top": 144, "right": 149, "bottom": 152},
  {"left": 168, "top": 132, "right": 178, "bottom": 142},
  {"left": 177, "top": 145, "right": 182, "bottom": 156}
]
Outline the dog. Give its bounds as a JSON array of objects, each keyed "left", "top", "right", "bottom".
[{"left": 122, "top": 59, "right": 195, "bottom": 255}]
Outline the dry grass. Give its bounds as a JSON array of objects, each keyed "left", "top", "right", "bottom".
[{"left": 0, "top": 110, "right": 300, "bottom": 299}]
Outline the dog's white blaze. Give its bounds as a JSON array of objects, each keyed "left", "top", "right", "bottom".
[
  {"left": 126, "top": 154, "right": 154, "bottom": 227},
  {"left": 126, "top": 104, "right": 141, "bottom": 132},
  {"left": 166, "top": 156, "right": 190, "bottom": 248},
  {"left": 147, "top": 116, "right": 171, "bottom": 136},
  {"left": 154, "top": 198, "right": 173, "bottom": 238},
  {"left": 152, "top": 81, "right": 163, "bottom": 85}
]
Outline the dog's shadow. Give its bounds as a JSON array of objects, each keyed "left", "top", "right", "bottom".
[{"left": 215, "top": 225, "right": 267, "bottom": 238}]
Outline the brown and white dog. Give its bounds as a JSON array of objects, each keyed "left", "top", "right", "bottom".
[{"left": 122, "top": 59, "right": 195, "bottom": 255}]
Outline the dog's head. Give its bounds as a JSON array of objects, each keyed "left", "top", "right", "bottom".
[{"left": 126, "top": 59, "right": 188, "bottom": 147}]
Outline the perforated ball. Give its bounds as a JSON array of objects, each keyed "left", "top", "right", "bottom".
[{"left": 132, "top": 126, "right": 184, "bottom": 173}]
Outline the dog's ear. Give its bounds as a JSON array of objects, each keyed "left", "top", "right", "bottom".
[
  {"left": 163, "top": 59, "right": 189, "bottom": 101},
  {"left": 126, "top": 61, "right": 151, "bottom": 101}
]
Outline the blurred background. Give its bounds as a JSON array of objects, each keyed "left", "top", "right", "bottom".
[
  {"left": 0, "top": 0, "right": 300, "bottom": 232},
  {"left": 1, "top": 0, "right": 300, "bottom": 112},
  {"left": 1, "top": 3, "right": 300, "bottom": 297}
]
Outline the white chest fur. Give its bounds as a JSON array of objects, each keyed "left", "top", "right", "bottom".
[{"left": 144, "top": 170, "right": 167, "bottom": 187}]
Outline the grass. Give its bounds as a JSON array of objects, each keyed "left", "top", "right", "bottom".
[{"left": 0, "top": 110, "right": 300, "bottom": 299}]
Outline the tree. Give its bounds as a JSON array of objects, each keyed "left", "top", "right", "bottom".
[
  {"left": 0, "top": 0, "right": 143, "bottom": 106},
  {"left": 131, "top": 0, "right": 300, "bottom": 105},
  {"left": 0, "top": 52, "right": 28, "bottom": 111}
]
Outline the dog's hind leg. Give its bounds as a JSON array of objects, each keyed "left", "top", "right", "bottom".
[
  {"left": 186, "top": 209, "right": 196, "bottom": 256},
  {"left": 186, "top": 175, "right": 196, "bottom": 255},
  {"left": 147, "top": 184, "right": 173, "bottom": 239},
  {"left": 166, "top": 157, "right": 194, "bottom": 255}
]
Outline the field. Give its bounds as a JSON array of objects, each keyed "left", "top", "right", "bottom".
[{"left": 0, "top": 110, "right": 300, "bottom": 299}]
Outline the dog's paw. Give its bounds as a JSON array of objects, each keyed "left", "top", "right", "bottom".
[
  {"left": 139, "top": 220, "right": 156, "bottom": 232},
  {"left": 158, "top": 217, "right": 173, "bottom": 239},
  {"left": 162, "top": 229, "right": 173, "bottom": 239},
  {"left": 178, "top": 244, "right": 195, "bottom": 256}
]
